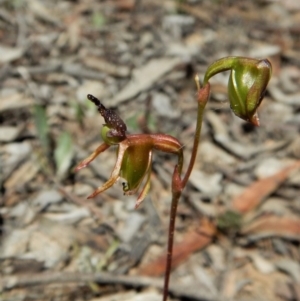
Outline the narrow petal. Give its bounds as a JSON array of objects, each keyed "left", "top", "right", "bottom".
[
  {"left": 75, "top": 143, "right": 110, "bottom": 171},
  {"left": 87, "top": 141, "right": 129, "bottom": 199}
]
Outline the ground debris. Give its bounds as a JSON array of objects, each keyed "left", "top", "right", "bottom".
[{"left": 1, "top": 1, "right": 299, "bottom": 301}]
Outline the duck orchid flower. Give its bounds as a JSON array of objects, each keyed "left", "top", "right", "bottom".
[{"left": 75, "top": 95, "right": 183, "bottom": 208}]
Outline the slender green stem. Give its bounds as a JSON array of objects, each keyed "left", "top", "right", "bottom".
[{"left": 182, "top": 79, "right": 210, "bottom": 188}]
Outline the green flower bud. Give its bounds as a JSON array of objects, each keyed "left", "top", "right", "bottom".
[{"left": 204, "top": 57, "right": 272, "bottom": 125}]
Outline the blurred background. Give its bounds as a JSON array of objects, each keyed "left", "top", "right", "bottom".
[{"left": 1, "top": 0, "right": 300, "bottom": 300}]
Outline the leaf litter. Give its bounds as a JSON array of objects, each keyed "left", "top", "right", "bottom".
[{"left": 1, "top": 1, "right": 300, "bottom": 301}]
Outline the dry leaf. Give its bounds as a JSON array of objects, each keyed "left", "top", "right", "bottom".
[
  {"left": 231, "top": 161, "right": 300, "bottom": 213},
  {"left": 139, "top": 218, "right": 216, "bottom": 276},
  {"left": 111, "top": 57, "right": 182, "bottom": 105},
  {"left": 241, "top": 215, "right": 300, "bottom": 241}
]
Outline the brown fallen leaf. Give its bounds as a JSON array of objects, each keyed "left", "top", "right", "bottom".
[
  {"left": 231, "top": 161, "right": 300, "bottom": 214},
  {"left": 241, "top": 215, "right": 300, "bottom": 241},
  {"left": 83, "top": 56, "right": 130, "bottom": 78},
  {"left": 0, "top": 93, "right": 34, "bottom": 113},
  {"left": 4, "top": 161, "right": 39, "bottom": 195},
  {"left": 139, "top": 218, "right": 216, "bottom": 276},
  {"left": 114, "top": 0, "right": 136, "bottom": 11},
  {"left": 142, "top": 161, "right": 300, "bottom": 276}
]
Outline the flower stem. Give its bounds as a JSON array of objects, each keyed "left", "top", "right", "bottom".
[
  {"left": 163, "top": 166, "right": 182, "bottom": 301},
  {"left": 182, "top": 78, "right": 210, "bottom": 188},
  {"left": 162, "top": 78, "right": 210, "bottom": 301}
]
